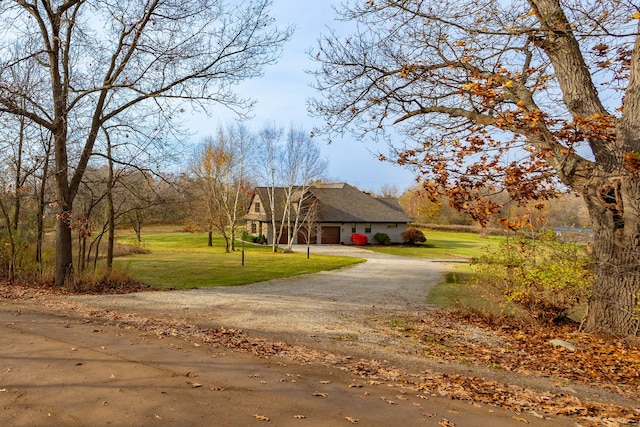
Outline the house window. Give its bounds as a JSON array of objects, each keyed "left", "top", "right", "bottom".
[
  {"left": 251, "top": 222, "right": 257, "bottom": 234},
  {"left": 254, "top": 202, "right": 261, "bottom": 213},
  {"left": 387, "top": 223, "right": 397, "bottom": 228},
  {"left": 351, "top": 223, "right": 356, "bottom": 233},
  {"left": 365, "top": 223, "right": 371, "bottom": 233}
]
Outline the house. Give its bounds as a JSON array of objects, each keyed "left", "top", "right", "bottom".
[{"left": 244, "top": 183, "right": 412, "bottom": 244}]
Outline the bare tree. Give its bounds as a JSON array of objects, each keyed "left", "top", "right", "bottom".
[
  {"left": 0, "top": 111, "right": 50, "bottom": 279},
  {"left": 225, "top": 124, "right": 257, "bottom": 251},
  {"left": 33, "top": 130, "right": 53, "bottom": 268},
  {"left": 379, "top": 184, "right": 400, "bottom": 198},
  {"left": 98, "top": 123, "right": 170, "bottom": 267},
  {"left": 191, "top": 124, "right": 256, "bottom": 252},
  {"left": 0, "top": 188, "right": 16, "bottom": 283},
  {"left": 301, "top": 197, "right": 319, "bottom": 258},
  {"left": 0, "top": 0, "right": 291, "bottom": 286},
  {"left": 311, "top": 0, "right": 640, "bottom": 335},
  {"left": 281, "top": 127, "right": 327, "bottom": 252},
  {"left": 258, "top": 124, "right": 285, "bottom": 252},
  {"left": 256, "top": 124, "right": 327, "bottom": 252}
]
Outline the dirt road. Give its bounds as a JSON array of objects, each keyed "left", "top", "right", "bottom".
[
  {"left": 0, "top": 301, "right": 572, "bottom": 427},
  {"left": 0, "top": 246, "right": 580, "bottom": 425},
  {"left": 69, "top": 245, "right": 447, "bottom": 356}
]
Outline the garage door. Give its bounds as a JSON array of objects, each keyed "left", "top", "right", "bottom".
[
  {"left": 321, "top": 226, "right": 340, "bottom": 244},
  {"left": 297, "top": 227, "right": 317, "bottom": 244},
  {"left": 278, "top": 227, "right": 289, "bottom": 244}
]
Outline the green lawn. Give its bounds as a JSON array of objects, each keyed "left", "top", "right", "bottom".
[
  {"left": 365, "top": 229, "right": 503, "bottom": 259},
  {"left": 113, "top": 228, "right": 500, "bottom": 312},
  {"left": 114, "top": 231, "right": 364, "bottom": 289}
]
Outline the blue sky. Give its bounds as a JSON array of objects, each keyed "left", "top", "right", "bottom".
[{"left": 186, "top": 0, "right": 417, "bottom": 194}]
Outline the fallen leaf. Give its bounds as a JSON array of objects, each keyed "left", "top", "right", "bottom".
[
  {"left": 512, "top": 416, "right": 529, "bottom": 423},
  {"left": 253, "top": 414, "right": 270, "bottom": 421},
  {"left": 293, "top": 415, "right": 306, "bottom": 419},
  {"left": 320, "top": 381, "right": 331, "bottom": 384},
  {"left": 345, "top": 416, "right": 359, "bottom": 424},
  {"left": 188, "top": 382, "right": 202, "bottom": 388},
  {"left": 439, "top": 419, "right": 455, "bottom": 427},
  {"left": 528, "top": 411, "right": 545, "bottom": 419},
  {"left": 312, "top": 391, "right": 328, "bottom": 397}
]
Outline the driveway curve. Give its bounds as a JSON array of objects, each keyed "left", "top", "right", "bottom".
[{"left": 70, "top": 245, "right": 451, "bottom": 356}]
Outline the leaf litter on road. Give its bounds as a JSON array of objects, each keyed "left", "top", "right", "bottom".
[{"left": 4, "top": 283, "right": 639, "bottom": 426}]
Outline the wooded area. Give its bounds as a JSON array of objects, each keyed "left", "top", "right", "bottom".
[{"left": 0, "top": 0, "right": 292, "bottom": 286}]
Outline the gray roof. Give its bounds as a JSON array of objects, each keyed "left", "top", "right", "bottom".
[
  {"left": 246, "top": 183, "right": 411, "bottom": 224},
  {"left": 309, "top": 183, "right": 412, "bottom": 223}
]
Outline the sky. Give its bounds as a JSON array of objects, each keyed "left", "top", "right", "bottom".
[{"left": 185, "top": 0, "right": 417, "bottom": 194}]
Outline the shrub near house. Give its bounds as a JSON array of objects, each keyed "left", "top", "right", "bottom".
[
  {"left": 374, "top": 232, "right": 391, "bottom": 245},
  {"left": 401, "top": 228, "right": 426, "bottom": 245},
  {"left": 351, "top": 233, "right": 368, "bottom": 246}
]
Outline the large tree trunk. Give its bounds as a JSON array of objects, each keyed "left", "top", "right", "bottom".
[
  {"left": 106, "top": 134, "right": 115, "bottom": 271},
  {"left": 12, "top": 117, "right": 25, "bottom": 231},
  {"left": 583, "top": 178, "right": 640, "bottom": 336},
  {"left": 35, "top": 144, "right": 51, "bottom": 268},
  {"left": 0, "top": 198, "right": 16, "bottom": 283},
  {"left": 55, "top": 215, "right": 74, "bottom": 286},
  {"left": 54, "top": 127, "right": 74, "bottom": 286}
]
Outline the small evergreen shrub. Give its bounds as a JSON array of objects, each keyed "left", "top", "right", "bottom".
[
  {"left": 247, "top": 234, "right": 267, "bottom": 244},
  {"left": 351, "top": 233, "right": 368, "bottom": 246},
  {"left": 374, "top": 232, "right": 391, "bottom": 245},
  {"left": 401, "top": 228, "right": 426, "bottom": 245}
]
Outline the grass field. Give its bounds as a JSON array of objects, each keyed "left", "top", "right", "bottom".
[
  {"left": 114, "top": 228, "right": 502, "bottom": 312},
  {"left": 114, "top": 230, "right": 364, "bottom": 289},
  {"left": 365, "top": 229, "right": 502, "bottom": 259}
]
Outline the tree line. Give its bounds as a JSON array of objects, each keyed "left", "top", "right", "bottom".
[
  {"left": 0, "top": 0, "right": 292, "bottom": 286},
  {"left": 0, "top": 120, "right": 327, "bottom": 284}
]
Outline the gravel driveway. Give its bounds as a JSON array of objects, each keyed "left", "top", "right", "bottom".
[{"left": 69, "top": 245, "right": 451, "bottom": 358}]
